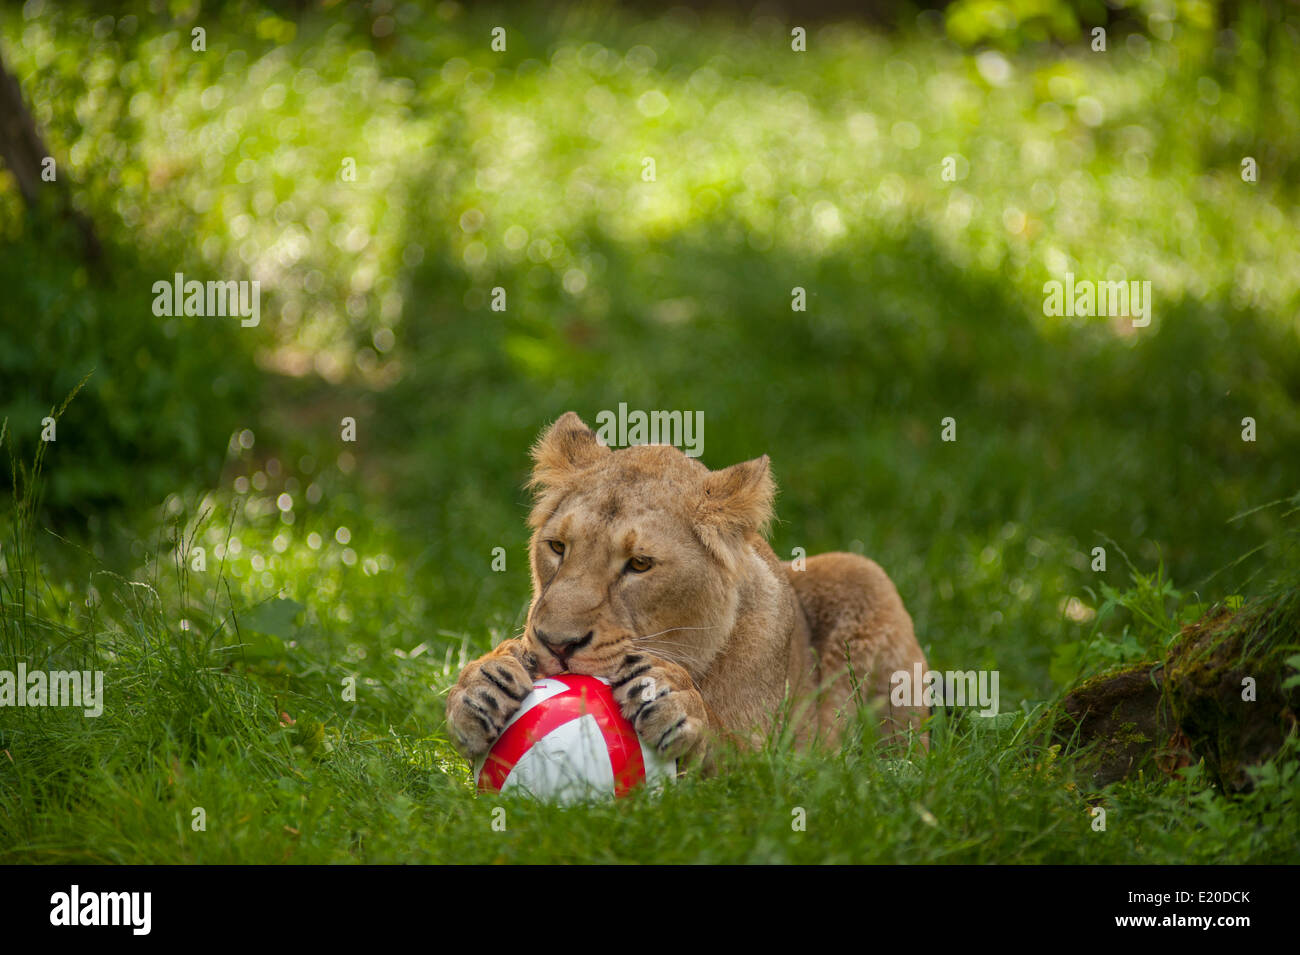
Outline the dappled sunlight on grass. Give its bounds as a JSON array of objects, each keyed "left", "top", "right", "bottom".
[
  {"left": 5, "top": 3, "right": 1297, "bottom": 385},
  {"left": 2, "top": 0, "right": 1299, "bottom": 864}
]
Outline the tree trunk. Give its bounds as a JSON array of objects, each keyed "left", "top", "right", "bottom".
[{"left": 0, "top": 49, "right": 102, "bottom": 263}]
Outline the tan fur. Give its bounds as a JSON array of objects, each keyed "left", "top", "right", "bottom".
[{"left": 446, "top": 412, "right": 929, "bottom": 767}]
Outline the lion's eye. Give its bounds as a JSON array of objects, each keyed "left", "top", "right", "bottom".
[
  {"left": 625, "top": 555, "right": 653, "bottom": 574},
  {"left": 547, "top": 540, "right": 565, "bottom": 557}
]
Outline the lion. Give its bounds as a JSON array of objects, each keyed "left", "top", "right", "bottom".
[{"left": 446, "top": 412, "right": 929, "bottom": 769}]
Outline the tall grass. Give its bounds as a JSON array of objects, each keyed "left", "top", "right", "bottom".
[
  {"left": 2, "top": 1, "right": 1299, "bottom": 864},
  {"left": 3, "top": 413, "right": 1297, "bottom": 862}
]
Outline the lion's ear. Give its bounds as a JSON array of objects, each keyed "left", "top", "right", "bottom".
[
  {"left": 527, "top": 412, "right": 610, "bottom": 489},
  {"left": 698, "top": 454, "right": 775, "bottom": 541}
]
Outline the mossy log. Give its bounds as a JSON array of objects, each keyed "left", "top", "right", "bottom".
[
  {"left": 1041, "top": 586, "right": 1299, "bottom": 790},
  {"left": 1038, "top": 662, "right": 1188, "bottom": 787},
  {"left": 1165, "top": 594, "right": 1300, "bottom": 792}
]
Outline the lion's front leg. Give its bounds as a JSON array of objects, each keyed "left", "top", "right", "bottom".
[
  {"left": 445, "top": 638, "right": 539, "bottom": 759},
  {"left": 610, "top": 653, "right": 711, "bottom": 763}
]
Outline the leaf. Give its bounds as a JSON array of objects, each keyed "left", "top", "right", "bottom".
[
  {"left": 970, "top": 712, "right": 1020, "bottom": 733},
  {"left": 240, "top": 629, "right": 285, "bottom": 659},
  {"left": 1283, "top": 654, "right": 1300, "bottom": 691},
  {"left": 241, "top": 598, "right": 304, "bottom": 638},
  {"left": 293, "top": 719, "right": 328, "bottom": 757},
  {"left": 236, "top": 598, "right": 304, "bottom": 658},
  {"left": 1049, "top": 640, "right": 1081, "bottom": 687}
]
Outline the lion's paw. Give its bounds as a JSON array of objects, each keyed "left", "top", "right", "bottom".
[
  {"left": 611, "top": 654, "right": 707, "bottom": 761},
  {"left": 446, "top": 654, "right": 534, "bottom": 758}
]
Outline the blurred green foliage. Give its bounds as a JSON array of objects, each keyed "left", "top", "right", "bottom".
[
  {"left": 946, "top": 0, "right": 1102, "bottom": 46},
  {"left": 2, "top": 0, "right": 1298, "bottom": 686},
  {"left": 1, "top": 0, "right": 1298, "bottom": 861},
  {"left": 0, "top": 224, "right": 259, "bottom": 518}
]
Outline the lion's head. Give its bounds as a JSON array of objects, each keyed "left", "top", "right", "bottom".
[{"left": 520, "top": 412, "right": 775, "bottom": 685}]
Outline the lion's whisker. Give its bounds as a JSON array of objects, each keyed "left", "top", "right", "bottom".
[
  {"left": 633, "top": 638, "right": 709, "bottom": 670},
  {"left": 635, "top": 625, "right": 717, "bottom": 641}
]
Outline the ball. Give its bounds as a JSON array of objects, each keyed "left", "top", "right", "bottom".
[{"left": 473, "top": 673, "right": 677, "bottom": 805}]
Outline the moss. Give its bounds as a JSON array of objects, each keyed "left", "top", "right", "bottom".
[
  {"left": 1164, "top": 590, "right": 1300, "bottom": 792},
  {"left": 1036, "top": 662, "right": 1178, "bottom": 788},
  {"left": 1114, "top": 720, "right": 1151, "bottom": 746},
  {"left": 1045, "top": 583, "right": 1300, "bottom": 792}
]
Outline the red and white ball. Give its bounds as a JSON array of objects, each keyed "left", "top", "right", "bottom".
[{"left": 474, "top": 674, "right": 677, "bottom": 805}]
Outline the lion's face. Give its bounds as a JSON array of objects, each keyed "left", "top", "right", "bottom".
[{"left": 520, "top": 413, "right": 774, "bottom": 685}]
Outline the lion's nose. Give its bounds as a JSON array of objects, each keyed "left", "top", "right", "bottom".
[{"left": 536, "top": 629, "right": 594, "bottom": 660}]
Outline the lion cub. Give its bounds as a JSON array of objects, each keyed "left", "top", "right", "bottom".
[{"left": 446, "top": 412, "right": 929, "bottom": 767}]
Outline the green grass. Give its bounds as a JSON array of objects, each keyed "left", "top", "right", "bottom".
[
  {"left": 2, "top": 466, "right": 1297, "bottom": 862},
  {"left": 2, "top": 1, "right": 1299, "bottom": 862}
]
